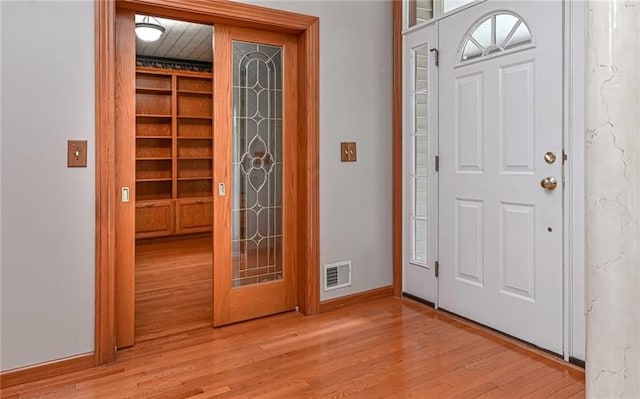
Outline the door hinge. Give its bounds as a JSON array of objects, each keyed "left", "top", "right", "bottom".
[
  {"left": 435, "top": 155, "right": 440, "bottom": 172},
  {"left": 430, "top": 48, "right": 439, "bottom": 67},
  {"left": 435, "top": 261, "right": 440, "bottom": 278},
  {"left": 562, "top": 151, "right": 568, "bottom": 163}
]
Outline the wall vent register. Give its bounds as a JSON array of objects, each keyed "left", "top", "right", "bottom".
[{"left": 324, "top": 261, "right": 352, "bottom": 291}]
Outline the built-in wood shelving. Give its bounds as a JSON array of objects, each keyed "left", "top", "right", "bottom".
[{"left": 135, "top": 68, "right": 214, "bottom": 239}]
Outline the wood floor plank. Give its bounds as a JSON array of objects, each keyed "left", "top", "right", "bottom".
[
  {"left": 1, "top": 298, "right": 584, "bottom": 398},
  {"left": 135, "top": 235, "right": 213, "bottom": 342}
]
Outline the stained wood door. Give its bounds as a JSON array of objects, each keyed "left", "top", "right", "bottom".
[
  {"left": 438, "top": 1, "right": 564, "bottom": 353},
  {"left": 213, "top": 26, "right": 298, "bottom": 326},
  {"left": 114, "top": 8, "right": 137, "bottom": 348}
]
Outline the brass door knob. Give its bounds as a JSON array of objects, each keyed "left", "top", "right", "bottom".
[{"left": 540, "top": 176, "right": 558, "bottom": 191}]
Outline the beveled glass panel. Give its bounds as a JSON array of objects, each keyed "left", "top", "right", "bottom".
[
  {"left": 413, "top": 219, "right": 428, "bottom": 263},
  {"left": 462, "top": 40, "right": 483, "bottom": 61},
  {"left": 505, "top": 22, "right": 532, "bottom": 49},
  {"left": 232, "top": 41, "right": 283, "bottom": 288},
  {"left": 408, "top": 0, "right": 434, "bottom": 27},
  {"left": 471, "top": 18, "right": 492, "bottom": 49},
  {"left": 415, "top": 177, "right": 428, "bottom": 218},
  {"left": 443, "top": 0, "right": 474, "bottom": 13},
  {"left": 496, "top": 14, "right": 518, "bottom": 46},
  {"left": 414, "top": 46, "right": 429, "bottom": 92},
  {"left": 412, "top": 44, "right": 429, "bottom": 266},
  {"left": 414, "top": 135, "right": 428, "bottom": 174}
]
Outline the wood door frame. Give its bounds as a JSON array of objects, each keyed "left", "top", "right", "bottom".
[
  {"left": 392, "top": 0, "right": 403, "bottom": 297},
  {"left": 95, "top": 0, "right": 319, "bottom": 365}
]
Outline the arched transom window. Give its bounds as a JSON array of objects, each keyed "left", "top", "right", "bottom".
[{"left": 460, "top": 11, "right": 533, "bottom": 63}]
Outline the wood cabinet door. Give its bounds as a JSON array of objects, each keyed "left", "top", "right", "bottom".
[
  {"left": 176, "top": 198, "right": 213, "bottom": 234},
  {"left": 135, "top": 200, "right": 175, "bottom": 239}
]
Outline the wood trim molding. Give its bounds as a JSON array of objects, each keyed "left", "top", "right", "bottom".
[
  {"left": 94, "top": 0, "right": 117, "bottom": 365},
  {"left": 320, "top": 286, "right": 394, "bottom": 313},
  {"left": 95, "top": 0, "right": 320, "bottom": 365},
  {"left": 116, "top": 0, "right": 316, "bottom": 33},
  {"left": 297, "top": 19, "right": 321, "bottom": 316},
  {"left": 392, "top": 0, "right": 403, "bottom": 297},
  {"left": 0, "top": 354, "right": 94, "bottom": 389}
]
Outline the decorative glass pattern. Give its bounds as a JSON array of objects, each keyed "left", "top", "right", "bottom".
[
  {"left": 460, "top": 12, "right": 533, "bottom": 63},
  {"left": 411, "top": 45, "right": 429, "bottom": 265},
  {"left": 231, "top": 41, "right": 283, "bottom": 288}
]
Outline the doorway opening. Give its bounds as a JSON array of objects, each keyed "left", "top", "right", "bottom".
[
  {"left": 96, "top": 0, "right": 319, "bottom": 363},
  {"left": 111, "top": 5, "right": 312, "bottom": 350},
  {"left": 401, "top": 0, "right": 566, "bottom": 355},
  {"left": 132, "top": 15, "right": 215, "bottom": 343}
]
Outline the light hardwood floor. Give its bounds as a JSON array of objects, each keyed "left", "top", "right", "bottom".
[
  {"left": 135, "top": 235, "right": 213, "bottom": 342},
  {"left": 1, "top": 297, "right": 584, "bottom": 398}
]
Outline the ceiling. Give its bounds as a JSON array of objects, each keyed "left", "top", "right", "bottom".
[{"left": 136, "top": 15, "right": 213, "bottom": 63}]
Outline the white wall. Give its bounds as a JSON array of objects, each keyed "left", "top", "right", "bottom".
[
  {"left": 0, "top": 1, "right": 95, "bottom": 371},
  {"left": 244, "top": 0, "right": 394, "bottom": 300},
  {"left": 0, "top": 0, "right": 393, "bottom": 370}
]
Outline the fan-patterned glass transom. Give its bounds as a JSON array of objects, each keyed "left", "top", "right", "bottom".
[{"left": 461, "top": 12, "right": 533, "bottom": 63}]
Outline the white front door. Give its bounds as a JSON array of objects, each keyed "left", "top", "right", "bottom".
[
  {"left": 438, "top": 1, "right": 564, "bottom": 353},
  {"left": 403, "top": 24, "right": 439, "bottom": 303}
]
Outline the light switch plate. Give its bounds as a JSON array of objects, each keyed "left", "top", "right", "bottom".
[
  {"left": 341, "top": 142, "right": 350, "bottom": 162},
  {"left": 348, "top": 142, "right": 357, "bottom": 161},
  {"left": 68, "top": 140, "right": 88, "bottom": 167},
  {"left": 340, "top": 142, "right": 357, "bottom": 162}
]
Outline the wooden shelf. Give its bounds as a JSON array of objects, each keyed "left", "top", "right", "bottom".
[
  {"left": 177, "top": 115, "right": 213, "bottom": 120},
  {"left": 137, "top": 178, "right": 173, "bottom": 182},
  {"left": 135, "top": 66, "right": 214, "bottom": 239},
  {"left": 178, "top": 177, "right": 213, "bottom": 181},
  {"left": 177, "top": 90, "right": 212, "bottom": 95},
  {"left": 137, "top": 114, "right": 172, "bottom": 118},
  {"left": 137, "top": 87, "right": 172, "bottom": 95},
  {"left": 177, "top": 118, "right": 212, "bottom": 138}
]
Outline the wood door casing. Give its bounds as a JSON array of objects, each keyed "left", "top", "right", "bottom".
[
  {"left": 213, "top": 26, "right": 298, "bottom": 326},
  {"left": 99, "top": 0, "right": 319, "bottom": 363}
]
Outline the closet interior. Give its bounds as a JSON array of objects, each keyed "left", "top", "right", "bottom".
[{"left": 134, "top": 15, "right": 214, "bottom": 341}]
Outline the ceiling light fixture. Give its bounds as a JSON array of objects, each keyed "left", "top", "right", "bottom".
[{"left": 135, "top": 16, "right": 165, "bottom": 42}]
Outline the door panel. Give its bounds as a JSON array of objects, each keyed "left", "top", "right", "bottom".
[
  {"left": 500, "top": 62, "right": 535, "bottom": 173},
  {"left": 455, "top": 73, "right": 483, "bottom": 172},
  {"left": 454, "top": 199, "right": 484, "bottom": 287},
  {"left": 114, "top": 8, "right": 136, "bottom": 348},
  {"left": 135, "top": 200, "right": 174, "bottom": 238},
  {"left": 402, "top": 24, "right": 439, "bottom": 303},
  {"left": 438, "top": 1, "right": 563, "bottom": 353},
  {"left": 500, "top": 202, "right": 535, "bottom": 301},
  {"left": 213, "top": 26, "right": 297, "bottom": 326}
]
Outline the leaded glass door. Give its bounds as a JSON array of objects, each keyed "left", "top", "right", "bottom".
[{"left": 213, "top": 26, "right": 298, "bottom": 326}]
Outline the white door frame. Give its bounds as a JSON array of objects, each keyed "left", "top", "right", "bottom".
[
  {"left": 563, "top": 0, "right": 586, "bottom": 363},
  {"left": 401, "top": 0, "right": 586, "bottom": 362}
]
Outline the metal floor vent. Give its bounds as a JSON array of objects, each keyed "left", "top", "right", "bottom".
[{"left": 324, "top": 261, "right": 352, "bottom": 291}]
